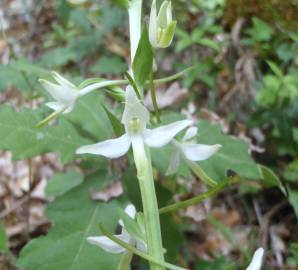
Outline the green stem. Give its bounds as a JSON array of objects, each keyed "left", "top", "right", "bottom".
[
  {"left": 117, "top": 251, "right": 133, "bottom": 270},
  {"left": 159, "top": 180, "right": 232, "bottom": 214},
  {"left": 150, "top": 72, "right": 161, "bottom": 123},
  {"left": 153, "top": 66, "right": 194, "bottom": 85},
  {"left": 132, "top": 140, "right": 165, "bottom": 270}
]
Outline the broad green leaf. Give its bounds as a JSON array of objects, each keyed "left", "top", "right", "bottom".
[
  {"left": 197, "top": 121, "right": 261, "bottom": 182},
  {"left": 0, "top": 106, "right": 90, "bottom": 163},
  {"left": 0, "top": 64, "right": 27, "bottom": 92},
  {"left": 132, "top": 26, "right": 153, "bottom": 86},
  {"left": 91, "top": 56, "right": 127, "bottom": 75},
  {"left": 17, "top": 171, "right": 124, "bottom": 270},
  {"left": 66, "top": 92, "right": 113, "bottom": 141},
  {"left": 0, "top": 223, "right": 8, "bottom": 252},
  {"left": 46, "top": 170, "right": 84, "bottom": 198}
]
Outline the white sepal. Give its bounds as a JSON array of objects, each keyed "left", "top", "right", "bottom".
[
  {"left": 166, "top": 149, "right": 180, "bottom": 175},
  {"left": 182, "top": 126, "right": 198, "bottom": 141},
  {"left": 39, "top": 79, "right": 78, "bottom": 105},
  {"left": 181, "top": 143, "right": 222, "bottom": 161},
  {"left": 122, "top": 86, "right": 149, "bottom": 133},
  {"left": 246, "top": 248, "right": 264, "bottom": 270},
  {"left": 87, "top": 234, "right": 130, "bottom": 254},
  {"left": 76, "top": 134, "right": 131, "bottom": 159},
  {"left": 144, "top": 120, "right": 193, "bottom": 148}
]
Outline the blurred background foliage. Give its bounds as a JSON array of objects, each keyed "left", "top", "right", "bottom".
[{"left": 0, "top": 0, "right": 298, "bottom": 269}]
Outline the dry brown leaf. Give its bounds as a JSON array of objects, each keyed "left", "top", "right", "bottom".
[
  {"left": 90, "top": 180, "right": 123, "bottom": 202},
  {"left": 145, "top": 82, "right": 188, "bottom": 110}
]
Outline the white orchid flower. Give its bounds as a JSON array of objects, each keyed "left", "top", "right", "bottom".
[
  {"left": 76, "top": 86, "right": 192, "bottom": 160},
  {"left": 149, "top": 0, "right": 177, "bottom": 48},
  {"left": 39, "top": 72, "right": 80, "bottom": 114},
  {"left": 87, "top": 204, "right": 147, "bottom": 253},
  {"left": 246, "top": 248, "right": 264, "bottom": 270},
  {"left": 40, "top": 72, "right": 124, "bottom": 115},
  {"left": 166, "top": 126, "right": 222, "bottom": 175}
]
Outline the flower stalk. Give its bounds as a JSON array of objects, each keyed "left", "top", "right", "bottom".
[{"left": 133, "top": 146, "right": 165, "bottom": 270}]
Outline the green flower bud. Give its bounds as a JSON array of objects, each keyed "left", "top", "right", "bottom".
[{"left": 149, "top": 0, "right": 177, "bottom": 48}]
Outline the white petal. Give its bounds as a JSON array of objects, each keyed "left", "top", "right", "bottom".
[
  {"left": 76, "top": 134, "right": 131, "bottom": 159},
  {"left": 182, "top": 126, "right": 198, "bottom": 142},
  {"left": 125, "top": 204, "right": 136, "bottom": 219},
  {"left": 40, "top": 79, "right": 78, "bottom": 104},
  {"left": 87, "top": 233, "right": 131, "bottom": 254},
  {"left": 52, "top": 72, "right": 76, "bottom": 89},
  {"left": 166, "top": 149, "right": 180, "bottom": 175},
  {"left": 181, "top": 143, "right": 221, "bottom": 161},
  {"left": 46, "top": 102, "right": 65, "bottom": 112},
  {"left": 144, "top": 120, "right": 193, "bottom": 148},
  {"left": 149, "top": 0, "right": 157, "bottom": 47},
  {"left": 246, "top": 248, "right": 264, "bottom": 270},
  {"left": 119, "top": 204, "right": 137, "bottom": 227},
  {"left": 122, "top": 86, "right": 149, "bottom": 133}
]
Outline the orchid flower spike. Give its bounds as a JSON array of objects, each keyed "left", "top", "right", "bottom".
[
  {"left": 246, "top": 248, "right": 264, "bottom": 270},
  {"left": 149, "top": 0, "right": 177, "bottom": 48},
  {"left": 87, "top": 204, "right": 147, "bottom": 254},
  {"left": 166, "top": 126, "right": 222, "bottom": 175},
  {"left": 76, "top": 86, "right": 192, "bottom": 159}
]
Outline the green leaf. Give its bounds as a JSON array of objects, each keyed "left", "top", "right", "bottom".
[
  {"left": 250, "top": 17, "right": 274, "bottom": 42},
  {"left": 0, "top": 105, "right": 90, "bottom": 163},
  {"left": 288, "top": 187, "right": 298, "bottom": 218},
  {"left": 45, "top": 170, "right": 84, "bottom": 198},
  {"left": 111, "top": 0, "right": 130, "bottom": 8},
  {"left": 197, "top": 121, "right": 261, "bottom": 182},
  {"left": 195, "top": 257, "right": 236, "bottom": 270},
  {"left": 283, "top": 159, "right": 298, "bottom": 182},
  {"left": 17, "top": 171, "right": 124, "bottom": 270},
  {"left": 66, "top": 92, "right": 113, "bottom": 141},
  {"left": 266, "top": 60, "right": 283, "bottom": 78},
  {"left": 102, "top": 105, "right": 124, "bottom": 137},
  {"left": 132, "top": 26, "right": 153, "bottom": 86},
  {"left": 259, "top": 165, "right": 282, "bottom": 187},
  {"left": 0, "top": 223, "right": 8, "bottom": 252},
  {"left": 90, "top": 56, "right": 128, "bottom": 75},
  {"left": 0, "top": 64, "right": 27, "bottom": 92},
  {"left": 56, "top": 0, "right": 71, "bottom": 24}
]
